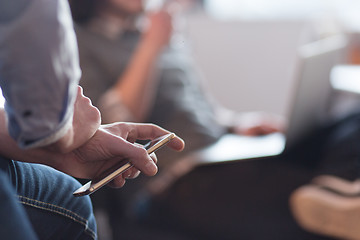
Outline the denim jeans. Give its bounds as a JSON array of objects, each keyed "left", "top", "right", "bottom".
[{"left": 0, "top": 157, "right": 97, "bottom": 240}]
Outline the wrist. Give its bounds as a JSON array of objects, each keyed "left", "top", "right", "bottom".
[{"left": 43, "top": 125, "right": 75, "bottom": 153}]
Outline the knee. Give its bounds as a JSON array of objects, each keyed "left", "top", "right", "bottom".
[
  {"left": 55, "top": 175, "right": 97, "bottom": 235},
  {"left": 35, "top": 174, "right": 98, "bottom": 239},
  {"left": 14, "top": 162, "right": 97, "bottom": 238}
]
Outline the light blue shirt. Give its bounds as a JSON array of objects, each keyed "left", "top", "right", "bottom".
[{"left": 0, "top": 0, "right": 80, "bottom": 149}]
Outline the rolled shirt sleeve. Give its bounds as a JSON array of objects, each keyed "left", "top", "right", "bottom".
[{"left": 0, "top": 0, "right": 80, "bottom": 149}]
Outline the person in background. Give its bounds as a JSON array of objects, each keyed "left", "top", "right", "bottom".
[{"left": 0, "top": 0, "right": 184, "bottom": 239}]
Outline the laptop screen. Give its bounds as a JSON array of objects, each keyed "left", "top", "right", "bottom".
[{"left": 284, "top": 34, "right": 348, "bottom": 150}]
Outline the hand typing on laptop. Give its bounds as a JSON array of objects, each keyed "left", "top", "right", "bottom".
[
  {"left": 215, "top": 109, "right": 285, "bottom": 136},
  {"left": 228, "top": 111, "right": 285, "bottom": 136}
]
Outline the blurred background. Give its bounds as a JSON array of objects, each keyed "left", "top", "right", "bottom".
[{"left": 182, "top": 0, "right": 360, "bottom": 118}]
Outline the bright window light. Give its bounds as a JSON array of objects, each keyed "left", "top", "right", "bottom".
[
  {"left": 0, "top": 89, "right": 4, "bottom": 108},
  {"left": 205, "top": 0, "right": 360, "bottom": 23}
]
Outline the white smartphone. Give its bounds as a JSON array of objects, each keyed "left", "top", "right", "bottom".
[{"left": 73, "top": 133, "right": 175, "bottom": 197}]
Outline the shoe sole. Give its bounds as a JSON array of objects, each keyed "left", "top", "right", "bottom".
[{"left": 290, "top": 185, "right": 360, "bottom": 240}]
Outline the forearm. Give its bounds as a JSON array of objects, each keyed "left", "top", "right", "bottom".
[{"left": 113, "top": 39, "right": 161, "bottom": 121}]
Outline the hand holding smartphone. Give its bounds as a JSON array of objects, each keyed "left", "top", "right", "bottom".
[{"left": 73, "top": 133, "right": 175, "bottom": 197}]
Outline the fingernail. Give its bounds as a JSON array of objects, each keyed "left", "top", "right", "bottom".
[
  {"left": 131, "top": 171, "right": 140, "bottom": 179},
  {"left": 145, "top": 160, "right": 158, "bottom": 175}
]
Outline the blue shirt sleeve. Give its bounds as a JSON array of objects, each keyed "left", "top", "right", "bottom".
[{"left": 0, "top": 0, "right": 81, "bottom": 149}]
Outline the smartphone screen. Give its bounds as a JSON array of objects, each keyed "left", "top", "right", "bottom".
[{"left": 73, "top": 133, "right": 175, "bottom": 197}]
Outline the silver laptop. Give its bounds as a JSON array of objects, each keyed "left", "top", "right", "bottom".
[{"left": 193, "top": 34, "right": 348, "bottom": 164}]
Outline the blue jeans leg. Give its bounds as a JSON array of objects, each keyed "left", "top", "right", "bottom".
[
  {"left": 0, "top": 169, "right": 38, "bottom": 240},
  {"left": 4, "top": 159, "right": 97, "bottom": 240}
]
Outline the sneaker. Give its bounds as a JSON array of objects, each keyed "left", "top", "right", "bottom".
[{"left": 290, "top": 183, "right": 360, "bottom": 240}]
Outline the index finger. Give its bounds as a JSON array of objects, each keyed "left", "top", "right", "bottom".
[{"left": 128, "top": 123, "right": 185, "bottom": 152}]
